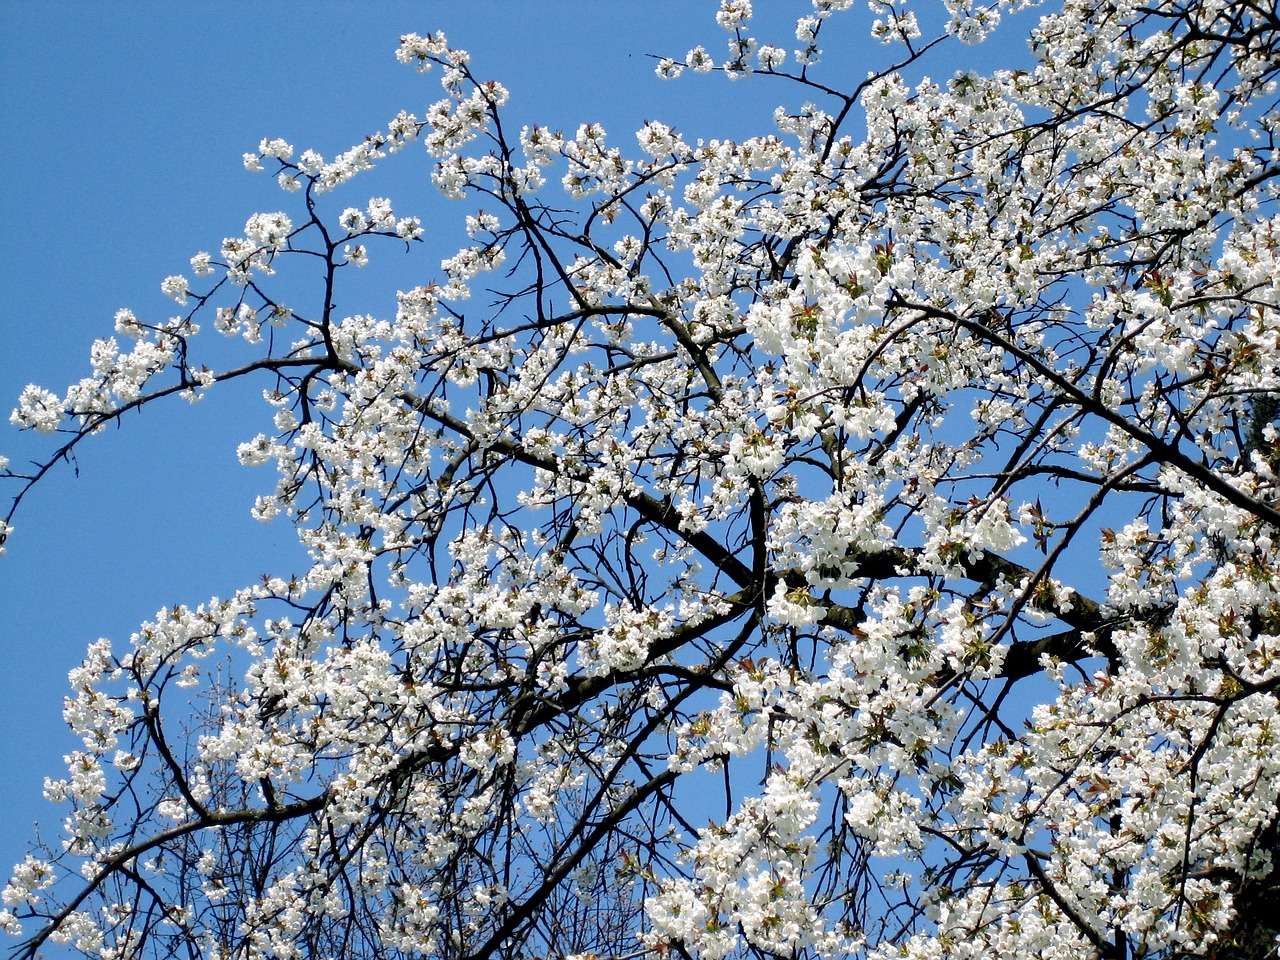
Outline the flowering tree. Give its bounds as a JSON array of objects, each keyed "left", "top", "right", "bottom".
[{"left": 4, "top": 1, "right": 1280, "bottom": 958}]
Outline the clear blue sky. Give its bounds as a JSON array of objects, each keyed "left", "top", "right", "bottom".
[{"left": 0, "top": 2, "right": 1041, "bottom": 925}]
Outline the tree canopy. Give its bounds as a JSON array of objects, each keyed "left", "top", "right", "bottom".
[{"left": 4, "top": 2, "right": 1280, "bottom": 958}]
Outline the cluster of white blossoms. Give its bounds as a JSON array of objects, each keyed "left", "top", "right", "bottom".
[{"left": 5, "top": 1, "right": 1280, "bottom": 959}]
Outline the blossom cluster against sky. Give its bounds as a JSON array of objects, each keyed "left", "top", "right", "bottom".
[
  {"left": 0, "top": 3, "right": 1045, "bottom": 903},
  {"left": 0, "top": 0, "right": 833, "bottom": 895}
]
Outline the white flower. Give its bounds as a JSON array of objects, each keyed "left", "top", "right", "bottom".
[
  {"left": 655, "top": 57, "right": 683, "bottom": 79},
  {"left": 189, "top": 251, "right": 214, "bottom": 276},
  {"left": 766, "top": 582, "right": 826, "bottom": 627},
  {"left": 10, "top": 385, "right": 64, "bottom": 433},
  {"left": 716, "top": 0, "right": 752, "bottom": 30},
  {"left": 688, "top": 46, "right": 715, "bottom": 73},
  {"left": 160, "top": 275, "right": 189, "bottom": 305},
  {"left": 257, "top": 137, "right": 293, "bottom": 160}
]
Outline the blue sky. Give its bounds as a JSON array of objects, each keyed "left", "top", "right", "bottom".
[{"left": 0, "top": 2, "right": 1051, "bottom": 926}]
